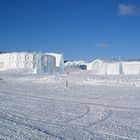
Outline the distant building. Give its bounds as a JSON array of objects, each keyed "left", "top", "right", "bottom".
[{"left": 65, "top": 59, "right": 140, "bottom": 75}]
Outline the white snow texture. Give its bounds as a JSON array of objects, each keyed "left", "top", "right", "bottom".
[{"left": 0, "top": 70, "right": 140, "bottom": 140}]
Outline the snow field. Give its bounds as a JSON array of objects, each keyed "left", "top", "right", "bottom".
[{"left": 0, "top": 70, "right": 140, "bottom": 139}]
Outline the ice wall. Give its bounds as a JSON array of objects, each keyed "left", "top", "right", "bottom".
[
  {"left": 0, "top": 52, "right": 64, "bottom": 75},
  {"left": 65, "top": 60, "right": 140, "bottom": 75},
  {"left": 47, "top": 53, "right": 64, "bottom": 74},
  {"left": 122, "top": 62, "right": 140, "bottom": 75},
  {"left": 46, "top": 55, "right": 56, "bottom": 74},
  {"left": 0, "top": 53, "right": 10, "bottom": 70}
]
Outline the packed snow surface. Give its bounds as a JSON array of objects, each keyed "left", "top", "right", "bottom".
[{"left": 0, "top": 70, "right": 140, "bottom": 140}]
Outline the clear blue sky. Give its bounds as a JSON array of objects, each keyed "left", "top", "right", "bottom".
[{"left": 0, "top": 0, "right": 140, "bottom": 60}]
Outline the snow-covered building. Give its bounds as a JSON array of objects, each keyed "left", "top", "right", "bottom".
[
  {"left": 64, "top": 60, "right": 86, "bottom": 71},
  {"left": 85, "top": 59, "right": 140, "bottom": 75},
  {"left": 0, "top": 52, "right": 64, "bottom": 74},
  {"left": 46, "top": 53, "right": 64, "bottom": 74},
  {"left": 64, "top": 59, "right": 140, "bottom": 75},
  {"left": 87, "top": 60, "right": 140, "bottom": 75},
  {"left": 121, "top": 61, "right": 140, "bottom": 75},
  {"left": 0, "top": 52, "right": 39, "bottom": 70}
]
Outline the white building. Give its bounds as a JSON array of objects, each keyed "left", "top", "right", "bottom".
[
  {"left": 86, "top": 60, "right": 140, "bottom": 75},
  {"left": 121, "top": 61, "right": 140, "bottom": 75},
  {"left": 46, "top": 53, "right": 64, "bottom": 74},
  {"left": 64, "top": 59, "right": 140, "bottom": 75},
  {"left": 0, "top": 52, "right": 64, "bottom": 74},
  {"left": 92, "top": 60, "right": 140, "bottom": 75}
]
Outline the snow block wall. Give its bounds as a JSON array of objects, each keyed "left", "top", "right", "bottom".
[
  {"left": 106, "top": 62, "right": 120, "bottom": 75},
  {"left": 35, "top": 53, "right": 42, "bottom": 74},
  {"left": 0, "top": 53, "right": 10, "bottom": 70},
  {"left": 0, "top": 52, "right": 64, "bottom": 75},
  {"left": 46, "top": 53, "right": 64, "bottom": 74},
  {"left": 65, "top": 59, "right": 140, "bottom": 75},
  {"left": 92, "top": 60, "right": 106, "bottom": 75},
  {"left": 90, "top": 60, "right": 140, "bottom": 75},
  {"left": 122, "top": 62, "right": 140, "bottom": 75},
  {"left": 0, "top": 52, "right": 38, "bottom": 71},
  {"left": 64, "top": 61, "right": 85, "bottom": 72},
  {"left": 46, "top": 55, "right": 56, "bottom": 74}
]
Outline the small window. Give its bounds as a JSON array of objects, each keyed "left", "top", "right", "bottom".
[{"left": 0, "top": 62, "right": 4, "bottom": 69}]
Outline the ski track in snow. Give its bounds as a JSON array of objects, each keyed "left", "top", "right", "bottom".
[{"left": 0, "top": 70, "right": 140, "bottom": 140}]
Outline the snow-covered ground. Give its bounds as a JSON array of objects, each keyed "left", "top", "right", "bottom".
[{"left": 0, "top": 70, "right": 140, "bottom": 140}]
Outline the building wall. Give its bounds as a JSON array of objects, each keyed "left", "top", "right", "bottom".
[
  {"left": 106, "top": 62, "right": 120, "bottom": 75},
  {"left": 0, "top": 53, "right": 10, "bottom": 70},
  {"left": 47, "top": 53, "right": 64, "bottom": 74},
  {"left": 122, "top": 62, "right": 140, "bottom": 75},
  {"left": 9, "top": 52, "right": 37, "bottom": 69},
  {"left": 0, "top": 52, "right": 64, "bottom": 74},
  {"left": 84, "top": 60, "right": 140, "bottom": 75}
]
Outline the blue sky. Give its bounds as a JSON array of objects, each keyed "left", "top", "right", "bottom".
[{"left": 0, "top": 0, "right": 140, "bottom": 60}]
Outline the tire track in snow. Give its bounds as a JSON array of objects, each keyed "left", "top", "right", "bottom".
[
  {"left": 1, "top": 89, "right": 140, "bottom": 111},
  {"left": 21, "top": 94, "right": 140, "bottom": 111},
  {"left": 86, "top": 130, "right": 137, "bottom": 140},
  {"left": 84, "top": 109, "right": 139, "bottom": 140},
  {"left": 0, "top": 132, "right": 11, "bottom": 140},
  {"left": 83, "top": 109, "right": 113, "bottom": 139},
  {"left": 0, "top": 112, "right": 65, "bottom": 140},
  {"left": 1, "top": 88, "right": 140, "bottom": 111},
  {"left": 65, "top": 105, "right": 90, "bottom": 123},
  {"left": 1, "top": 89, "right": 140, "bottom": 139}
]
